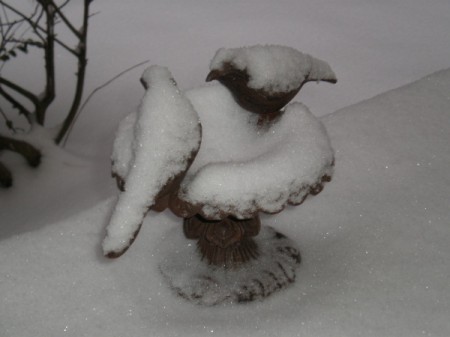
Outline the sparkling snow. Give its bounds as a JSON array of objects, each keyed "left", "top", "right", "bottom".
[
  {"left": 210, "top": 45, "right": 336, "bottom": 93},
  {"left": 1, "top": 69, "right": 450, "bottom": 337},
  {"left": 1, "top": 0, "right": 450, "bottom": 336},
  {"left": 183, "top": 84, "right": 333, "bottom": 218},
  {"left": 103, "top": 65, "right": 201, "bottom": 256}
]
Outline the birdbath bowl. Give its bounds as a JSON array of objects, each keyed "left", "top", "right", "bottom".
[{"left": 103, "top": 45, "right": 336, "bottom": 305}]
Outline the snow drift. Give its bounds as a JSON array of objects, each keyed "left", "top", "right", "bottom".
[{"left": 1, "top": 69, "right": 449, "bottom": 337}]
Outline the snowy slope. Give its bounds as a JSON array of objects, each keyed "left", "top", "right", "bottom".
[{"left": 1, "top": 69, "right": 449, "bottom": 337}]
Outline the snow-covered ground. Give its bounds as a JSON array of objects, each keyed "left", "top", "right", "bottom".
[
  {"left": 1, "top": 1, "right": 450, "bottom": 336},
  {"left": 2, "top": 67, "right": 449, "bottom": 337}
]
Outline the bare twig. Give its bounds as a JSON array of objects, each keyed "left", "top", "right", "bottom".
[
  {"left": 0, "top": 0, "right": 98, "bottom": 186},
  {"left": 0, "top": 1, "right": 46, "bottom": 41},
  {"left": 0, "top": 160, "right": 12, "bottom": 187},
  {"left": 0, "top": 106, "right": 17, "bottom": 132},
  {"left": 0, "top": 1, "right": 77, "bottom": 55},
  {"left": 54, "top": 0, "right": 91, "bottom": 144},
  {"left": 62, "top": 59, "right": 150, "bottom": 146},
  {"left": 59, "top": 0, "right": 71, "bottom": 10},
  {"left": 47, "top": 0, "right": 81, "bottom": 38},
  {"left": 88, "top": 11, "right": 100, "bottom": 19},
  {"left": 0, "top": 85, "right": 32, "bottom": 122},
  {"left": 0, "top": 134, "right": 41, "bottom": 167},
  {"left": 36, "top": 0, "right": 56, "bottom": 125},
  {"left": 0, "top": 77, "right": 40, "bottom": 107}
]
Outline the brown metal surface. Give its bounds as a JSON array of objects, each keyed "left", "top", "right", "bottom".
[{"left": 184, "top": 215, "right": 261, "bottom": 267}]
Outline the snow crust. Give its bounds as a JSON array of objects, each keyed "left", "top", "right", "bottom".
[
  {"left": 103, "top": 66, "right": 201, "bottom": 255},
  {"left": 210, "top": 45, "right": 336, "bottom": 93},
  {"left": 159, "top": 226, "right": 300, "bottom": 305},
  {"left": 2, "top": 0, "right": 450, "bottom": 335},
  {"left": 2, "top": 69, "right": 450, "bottom": 337},
  {"left": 182, "top": 84, "right": 334, "bottom": 218},
  {"left": 111, "top": 110, "right": 137, "bottom": 180}
]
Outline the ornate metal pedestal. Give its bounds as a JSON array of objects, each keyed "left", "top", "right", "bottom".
[{"left": 105, "top": 45, "right": 336, "bottom": 305}]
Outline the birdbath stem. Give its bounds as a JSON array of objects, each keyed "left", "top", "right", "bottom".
[{"left": 183, "top": 215, "right": 261, "bottom": 267}]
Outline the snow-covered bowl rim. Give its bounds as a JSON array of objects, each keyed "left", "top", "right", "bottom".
[{"left": 172, "top": 100, "right": 335, "bottom": 220}]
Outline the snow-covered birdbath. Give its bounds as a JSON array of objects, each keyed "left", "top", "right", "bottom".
[{"left": 103, "top": 45, "right": 336, "bottom": 305}]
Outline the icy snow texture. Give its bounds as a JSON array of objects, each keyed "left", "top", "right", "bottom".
[
  {"left": 1, "top": 70, "right": 450, "bottom": 337},
  {"left": 110, "top": 81, "right": 333, "bottom": 219},
  {"left": 159, "top": 226, "right": 300, "bottom": 305},
  {"left": 210, "top": 45, "right": 337, "bottom": 93},
  {"left": 2, "top": 70, "right": 450, "bottom": 337},
  {"left": 111, "top": 110, "right": 137, "bottom": 180},
  {"left": 103, "top": 66, "right": 201, "bottom": 255},
  {"left": 182, "top": 84, "right": 334, "bottom": 218}
]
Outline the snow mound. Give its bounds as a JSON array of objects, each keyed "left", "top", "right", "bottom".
[
  {"left": 2, "top": 69, "right": 450, "bottom": 337},
  {"left": 181, "top": 84, "right": 334, "bottom": 219},
  {"left": 103, "top": 66, "right": 201, "bottom": 257},
  {"left": 159, "top": 226, "right": 300, "bottom": 305},
  {"left": 210, "top": 45, "right": 337, "bottom": 93}
]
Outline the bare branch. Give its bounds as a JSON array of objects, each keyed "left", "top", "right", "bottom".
[
  {"left": 0, "top": 2, "right": 78, "bottom": 56},
  {"left": 0, "top": 133, "right": 41, "bottom": 167},
  {"left": 59, "top": 0, "right": 71, "bottom": 10},
  {"left": 63, "top": 59, "right": 150, "bottom": 145},
  {"left": 1, "top": 2, "right": 8, "bottom": 22},
  {"left": 53, "top": 36, "right": 79, "bottom": 56},
  {"left": 47, "top": 0, "right": 81, "bottom": 38},
  {"left": 89, "top": 11, "right": 100, "bottom": 19},
  {"left": 0, "top": 0, "right": 98, "bottom": 184},
  {"left": 0, "top": 3, "right": 37, "bottom": 28},
  {"left": 55, "top": 0, "right": 92, "bottom": 144},
  {"left": 0, "top": 85, "right": 32, "bottom": 122},
  {"left": 0, "top": 77, "right": 39, "bottom": 106},
  {"left": 0, "top": 106, "right": 17, "bottom": 132},
  {"left": 1, "top": 0, "right": 96, "bottom": 143},
  {"left": 0, "top": 1, "right": 46, "bottom": 41},
  {"left": 36, "top": 0, "right": 56, "bottom": 125},
  {"left": 0, "top": 160, "right": 12, "bottom": 187}
]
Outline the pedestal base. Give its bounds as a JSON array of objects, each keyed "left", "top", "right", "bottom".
[{"left": 158, "top": 226, "right": 300, "bottom": 305}]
